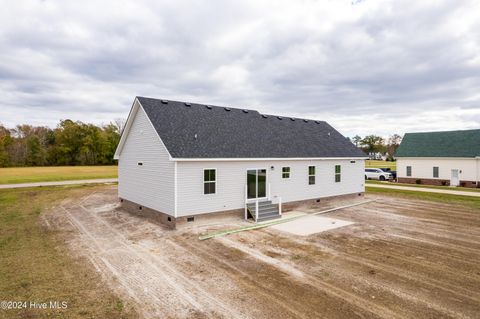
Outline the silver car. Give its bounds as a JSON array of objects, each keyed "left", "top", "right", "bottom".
[{"left": 365, "top": 168, "right": 392, "bottom": 181}]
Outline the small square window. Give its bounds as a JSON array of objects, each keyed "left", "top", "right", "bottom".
[
  {"left": 187, "top": 217, "right": 194, "bottom": 222},
  {"left": 282, "top": 167, "right": 290, "bottom": 178}
]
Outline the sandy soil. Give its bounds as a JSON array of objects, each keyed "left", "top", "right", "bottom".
[{"left": 45, "top": 186, "right": 480, "bottom": 319}]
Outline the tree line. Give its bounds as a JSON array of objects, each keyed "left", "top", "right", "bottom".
[
  {"left": 349, "top": 134, "right": 403, "bottom": 160},
  {"left": 0, "top": 120, "right": 124, "bottom": 167}
]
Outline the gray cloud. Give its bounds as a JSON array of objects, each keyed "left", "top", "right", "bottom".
[{"left": 0, "top": 0, "right": 479, "bottom": 137}]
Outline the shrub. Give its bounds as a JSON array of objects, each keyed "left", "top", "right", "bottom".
[{"left": 415, "top": 179, "right": 422, "bottom": 184}]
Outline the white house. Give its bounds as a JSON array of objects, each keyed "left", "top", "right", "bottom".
[
  {"left": 395, "top": 129, "right": 480, "bottom": 188},
  {"left": 114, "top": 97, "right": 366, "bottom": 228}
]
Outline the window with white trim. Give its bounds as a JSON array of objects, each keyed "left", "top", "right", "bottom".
[
  {"left": 406, "top": 166, "right": 412, "bottom": 177},
  {"left": 308, "top": 166, "right": 315, "bottom": 185},
  {"left": 335, "top": 165, "right": 341, "bottom": 183},
  {"left": 433, "top": 166, "right": 439, "bottom": 178},
  {"left": 203, "top": 169, "right": 216, "bottom": 194},
  {"left": 282, "top": 167, "right": 290, "bottom": 179}
]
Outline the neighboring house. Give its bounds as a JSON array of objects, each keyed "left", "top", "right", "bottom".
[
  {"left": 395, "top": 129, "right": 480, "bottom": 188},
  {"left": 114, "top": 97, "right": 367, "bottom": 228}
]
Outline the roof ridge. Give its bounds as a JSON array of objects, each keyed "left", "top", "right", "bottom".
[{"left": 136, "top": 96, "right": 328, "bottom": 123}]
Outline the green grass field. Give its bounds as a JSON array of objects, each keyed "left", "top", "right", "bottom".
[
  {"left": 366, "top": 185, "right": 480, "bottom": 209},
  {"left": 366, "top": 180, "right": 480, "bottom": 192},
  {"left": 0, "top": 166, "right": 118, "bottom": 184},
  {"left": 0, "top": 185, "right": 137, "bottom": 318},
  {"left": 365, "top": 160, "right": 396, "bottom": 170}
]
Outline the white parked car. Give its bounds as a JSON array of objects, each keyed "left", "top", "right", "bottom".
[{"left": 365, "top": 168, "right": 393, "bottom": 181}]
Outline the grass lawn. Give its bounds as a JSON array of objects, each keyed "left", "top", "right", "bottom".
[
  {"left": 366, "top": 185, "right": 480, "bottom": 209},
  {"left": 365, "top": 160, "right": 396, "bottom": 170},
  {"left": 0, "top": 185, "right": 137, "bottom": 319},
  {"left": 0, "top": 166, "right": 118, "bottom": 184},
  {"left": 366, "top": 180, "right": 480, "bottom": 192}
]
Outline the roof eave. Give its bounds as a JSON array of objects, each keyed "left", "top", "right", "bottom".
[{"left": 171, "top": 156, "right": 368, "bottom": 162}]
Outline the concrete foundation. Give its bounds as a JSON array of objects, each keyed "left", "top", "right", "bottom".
[{"left": 120, "top": 191, "right": 365, "bottom": 229}]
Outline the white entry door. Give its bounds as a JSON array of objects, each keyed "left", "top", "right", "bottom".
[{"left": 450, "top": 169, "right": 460, "bottom": 186}]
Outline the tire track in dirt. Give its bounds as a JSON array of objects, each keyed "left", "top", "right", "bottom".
[
  {"left": 216, "top": 237, "right": 407, "bottom": 319},
  {"left": 337, "top": 208, "right": 480, "bottom": 255},
  {"left": 372, "top": 198, "right": 480, "bottom": 222},
  {"left": 343, "top": 204, "right": 480, "bottom": 237},
  {"left": 165, "top": 238, "right": 310, "bottom": 319},
  {"left": 337, "top": 229, "right": 480, "bottom": 281},
  {"left": 76, "top": 204, "right": 245, "bottom": 319},
  {"left": 64, "top": 207, "right": 201, "bottom": 318},
  {"left": 176, "top": 237, "right": 315, "bottom": 319},
  {"left": 236, "top": 231, "right": 477, "bottom": 319},
  {"left": 352, "top": 205, "right": 480, "bottom": 239}
]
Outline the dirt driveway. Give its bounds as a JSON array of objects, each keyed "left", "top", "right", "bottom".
[{"left": 47, "top": 186, "right": 480, "bottom": 319}]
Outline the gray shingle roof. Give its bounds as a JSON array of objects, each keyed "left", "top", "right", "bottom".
[
  {"left": 137, "top": 96, "right": 366, "bottom": 159},
  {"left": 395, "top": 129, "right": 480, "bottom": 158}
]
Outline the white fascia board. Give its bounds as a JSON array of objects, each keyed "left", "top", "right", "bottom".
[{"left": 171, "top": 157, "right": 368, "bottom": 162}]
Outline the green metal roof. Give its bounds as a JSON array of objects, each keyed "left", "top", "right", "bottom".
[{"left": 395, "top": 129, "right": 480, "bottom": 158}]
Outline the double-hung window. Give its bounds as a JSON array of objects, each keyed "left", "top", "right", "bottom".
[
  {"left": 308, "top": 166, "right": 315, "bottom": 185},
  {"left": 335, "top": 165, "right": 341, "bottom": 182},
  {"left": 203, "top": 169, "right": 216, "bottom": 194},
  {"left": 282, "top": 167, "right": 290, "bottom": 179},
  {"left": 433, "top": 166, "right": 439, "bottom": 178}
]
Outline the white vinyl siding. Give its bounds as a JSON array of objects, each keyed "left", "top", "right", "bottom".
[
  {"left": 118, "top": 104, "right": 175, "bottom": 215},
  {"left": 397, "top": 158, "right": 479, "bottom": 182},
  {"left": 176, "top": 159, "right": 365, "bottom": 217}
]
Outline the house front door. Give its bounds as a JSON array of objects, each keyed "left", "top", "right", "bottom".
[
  {"left": 451, "top": 169, "right": 460, "bottom": 186},
  {"left": 247, "top": 169, "right": 267, "bottom": 199}
]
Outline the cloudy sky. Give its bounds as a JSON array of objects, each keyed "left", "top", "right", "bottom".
[{"left": 1, "top": 0, "right": 479, "bottom": 137}]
